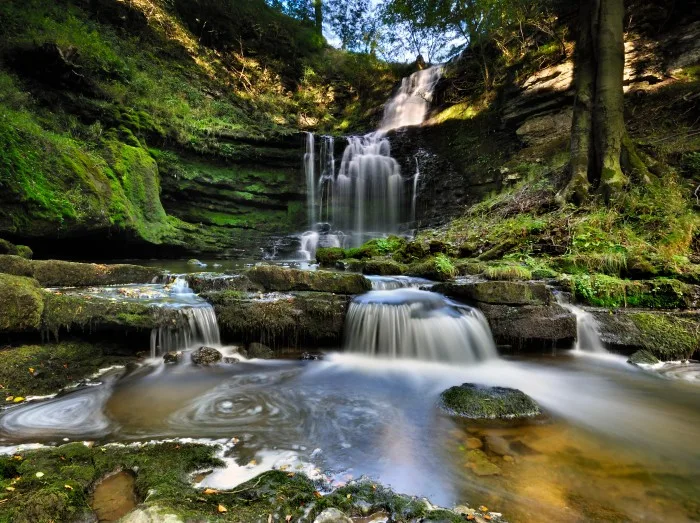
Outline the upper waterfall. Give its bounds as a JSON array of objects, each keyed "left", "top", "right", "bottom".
[{"left": 299, "top": 65, "right": 442, "bottom": 257}]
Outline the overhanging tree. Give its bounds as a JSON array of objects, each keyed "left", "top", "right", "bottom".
[{"left": 561, "top": 0, "right": 653, "bottom": 204}]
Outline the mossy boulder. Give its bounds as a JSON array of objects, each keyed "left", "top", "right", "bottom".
[
  {"left": 0, "top": 274, "right": 44, "bottom": 332},
  {"left": 406, "top": 255, "right": 457, "bottom": 281},
  {"left": 362, "top": 259, "right": 407, "bottom": 276},
  {"left": 392, "top": 240, "right": 428, "bottom": 263},
  {"left": 316, "top": 247, "right": 346, "bottom": 267},
  {"left": 434, "top": 280, "right": 550, "bottom": 306},
  {"left": 440, "top": 383, "right": 541, "bottom": 419},
  {"left": 335, "top": 258, "right": 364, "bottom": 272},
  {"left": 628, "top": 349, "right": 661, "bottom": 366},
  {"left": 0, "top": 255, "right": 161, "bottom": 287},
  {"left": 190, "top": 346, "right": 222, "bottom": 365},
  {"left": 478, "top": 303, "right": 576, "bottom": 349},
  {"left": 185, "top": 273, "right": 260, "bottom": 293},
  {"left": 593, "top": 310, "right": 700, "bottom": 360},
  {"left": 40, "top": 291, "right": 181, "bottom": 339},
  {"left": 206, "top": 291, "right": 351, "bottom": 347},
  {"left": 0, "top": 239, "right": 32, "bottom": 259},
  {"left": 246, "top": 265, "right": 370, "bottom": 294}
]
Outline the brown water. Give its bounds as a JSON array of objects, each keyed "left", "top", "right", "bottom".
[
  {"left": 90, "top": 470, "right": 138, "bottom": 522},
  {"left": 1, "top": 352, "right": 699, "bottom": 522}
]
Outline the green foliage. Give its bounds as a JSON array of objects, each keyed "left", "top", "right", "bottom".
[
  {"left": 407, "top": 254, "right": 457, "bottom": 281},
  {"left": 629, "top": 313, "right": 700, "bottom": 360},
  {"left": 484, "top": 264, "right": 532, "bottom": 281},
  {"left": 565, "top": 274, "right": 692, "bottom": 309}
]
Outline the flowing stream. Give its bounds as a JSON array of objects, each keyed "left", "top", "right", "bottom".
[{"left": 298, "top": 66, "right": 442, "bottom": 258}]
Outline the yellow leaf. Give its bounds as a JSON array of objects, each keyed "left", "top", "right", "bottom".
[
  {"left": 313, "top": 491, "right": 322, "bottom": 499},
  {"left": 247, "top": 460, "right": 257, "bottom": 466},
  {"left": 28, "top": 368, "right": 34, "bottom": 374},
  {"left": 466, "top": 516, "right": 475, "bottom": 521},
  {"left": 346, "top": 494, "right": 351, "bottom": 499},
  {"left": 286, "top": 472, "right": 295, "bottom": 477},
  {"left": 12, "top": 455, "right": 22, "bottom": 461},
  {"left": 5, "top": 487, "right": 15, "bottom": 492},
  {"left": 203, "top": 488, "right": 218, "bottom": 495},
  {"left": 5, "top": 397, "right": 13, "bottom": 402},
  {"left": 13, "top": 397, "right": 24, "bottom": 403},
  {"left": 35, "top": 472, "right": 44, "bottom": 478},
  {"left": 217, "top": 504, "right": 227, "bottom": 513},
  {"left": 479, "top": 506, "right": 489, "bottom": 512},
  {"left": 64, "top": 485, "right": 73, "bottom": 490},
  {"left": 484, "top": 516, "right": 492, "bottom": 521}
]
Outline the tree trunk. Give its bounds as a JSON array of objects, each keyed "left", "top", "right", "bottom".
[
  {"left": 595, "top": 0, "right": 627, "bottom": 200},
  {"left": 562, "top": 0, "right": 653, "bottom": 204},
  {"left": 313, "top": 0, "right": 323, "bottom": 34},
  {"left": 561, "top": 0, "right": 597, "bottom": 204}
]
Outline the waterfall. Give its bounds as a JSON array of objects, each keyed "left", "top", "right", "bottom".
[
  {"left": 555, "top": 294, "right": 606, "bottom": 353},
  {"left": 150, "top": 277, "right": 221, "bottom": 357},
  {"left": 343, "top": 289, "right": 496, "bottom": 363},
  {"left": 299, "top": 65, "right": 442, "bottom": 255},
  {"left": 412, "top": 157, "right": 420, "bottom": 224}
]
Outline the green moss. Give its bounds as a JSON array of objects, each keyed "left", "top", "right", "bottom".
[
  {"left": 0, "top": 342, "right": 130, "bottom": 398},
  {"left": 0, "top": 273, "right": 44, "bottom": 332},
  {"left": 566, "top": 274, "right": 692, "bottom": 309},
  {"left": 362, "top": 259, "right": 407, "bottom": 276},
  {"left": 629, "top": 313, "right": 700, "bottom": 360},
  {"left": 246, "top": 265, "right": 370, "bottom": 294},
  {"left": 316, "top": 247, "right": 346, "bottom": 267},
  {"left": 440, "top": 383, "right": 541, "bottom": 419},
  {"left": 407, "top": 254, "right": 457, "bottom": 281},
  {"left": 484, "top": 264, "right": 532, "bottom": 281}
]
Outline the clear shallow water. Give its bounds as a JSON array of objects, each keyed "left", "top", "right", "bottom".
[{"left": 1, "top": 352, "right": 698, "bottom": 521}]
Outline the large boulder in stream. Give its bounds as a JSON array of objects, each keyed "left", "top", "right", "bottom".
[
  {"left": 191, "top": 346, "right": 222, "bottom": 365},
  {"left": 440, "top": 383, "right": 541, "bottom": 420},
  {"left": 246, "top": 265, "right": 370, "bottom": 294},
  {"left": 0, "top": 255, "right": 160, "bottom": 287}
]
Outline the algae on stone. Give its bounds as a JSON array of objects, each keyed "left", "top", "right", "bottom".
[
  {"left": 0, "top": 273, "right": 44, "bottom": 332},
  {"left": 246, "top": 265, "right": 370, "bottom": 294},
  {"left": 440, "top": 383, "right": 541, "bottom": 419}
]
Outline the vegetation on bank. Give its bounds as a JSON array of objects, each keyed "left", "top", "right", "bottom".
[{"left": 0, "top": 442, "right": 472, "bottom": 523}]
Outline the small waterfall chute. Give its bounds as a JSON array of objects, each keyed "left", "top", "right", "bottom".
[
  {"left": 343, "top": 289, "right": 497, "bottom": 363},
  {"left": 555, "top": 293, "right": 606, "bottom": 353}
]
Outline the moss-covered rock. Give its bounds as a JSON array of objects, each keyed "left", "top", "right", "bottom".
[
  {"left": 41, "top": 291, "right": 180, "bottom": 339},
  {"left": 246, "top": 265, "right": 370, "bottom": 294},
  {"left": 434, "top": 280, "right": 550, "bottom": 306},
  {"left": 628, "top": 349, "right": 661, "bottom": 366},
  {"left": 0, "top": 239, "right": 32, "bottom": 259},
  {"left": 0, "top": 255, "right": 161, "bottom": 287},
  {"left": 392, "top": 240, "right": 428, "bottom": 263},
  {"left": 316, "top": 247, "right": 346, "bottom": 267},
  {"left": 185, "top": 273, "right": 260, "bottom": 294},
  {"left": 206, "top": 291, "right": 351, "bottom": 347},
  {"left": 0, "top": 274, "right": 44, "bottom": 332},
  {"left": 406, "top": 254, "right": 457, "bottom": 281},
  {"left": 440, "top": 383, "right": 541, "bottom": 419},
  {"left": 592, "top": 309, "right": 700, "bottom": 360},
  {"left": 0, "top": 342, "right": 131, "bottom": 398},
  {"left": 362, "top": 258, "right": 407, "bottom": 276}
]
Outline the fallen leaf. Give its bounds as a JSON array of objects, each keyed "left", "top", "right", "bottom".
[
  {"left": 5, "top": 487, "right": 15, "bottom": 492},
  {"left": 466, "top": 516, "right": 475, "bottom": 521},
  {"left": 64, "top": 485, "right": 73, "bottom": 490},
  {"left": 479, "top": 506, "right": 489, "bottom": 512},
  {"left": 12, "top": 455, "right": 22, "bottom": 461},
  {"left": 35, "top": 472, "right": 44, "bottom": 478},
  {"left": 313, "top": 491, "right": 322, "bottom": 499},
  {"left": 346, "top": 494, "right": 351, "bottom": 499},
  {"left": 63, "top": 364, "right": 68, "bottom": 369},
  {"left": 286, "top": 472, "right": 295, "bottom": 477},
  {"left": 484, "top": 516, "right": 492, "bottom": 521},
  {"left": 217, "top": 504, "right": 227, "bottom": 513},
  {"left": 203, "top": 488, "right": 218, "bottom": 495},
  {"left": 247, "top": 460, "right": 257, "bottom": 466},
  {"left": 13, "top": 397, "right": 24, "bottom": 403},
  {"left": 28, "top": 368, "right": 34, "bottom": 374},
  {"left": 285, "top": 516, "right": 292, "bottom": 522},
  {"left": 5, "top": 397, "right": 13, "bottom": 402}
]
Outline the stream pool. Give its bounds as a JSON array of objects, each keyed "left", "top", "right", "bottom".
[{"left": 1, "top": 351, "right": 698, "bottom": 522}]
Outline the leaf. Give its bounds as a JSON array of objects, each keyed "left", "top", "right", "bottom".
[
  {"left": 217, "top": 504, "right": 227, "bottom": 513},
  {"left": 13, "top": 397, "right": 25, "bottom": 403},
  {"left": 479, "top": 506, "right": 489, "bottom": 512},
  {"left": 28, "top": 368, "right": 34, "bottom": 374},
  {"left": 203, "top": 488, "right": 218, "bottom": 495},
  {"left": 5, "top": 487, "right": 15, "bottom": 492},
  {"left": 346, "top": 494, "right": 351, "bottom": 499},
  {"left": 313, "top": 491, "right": 322, "bottom": 498},
  {"left": 35, "top": 472, "right": 45, "bottom": 478},
  {"left": 64, "top": 484, "right": 73, "bottom": 490},
  {"left": 5, "top": 397, "right": 13, "bottom": 402}
]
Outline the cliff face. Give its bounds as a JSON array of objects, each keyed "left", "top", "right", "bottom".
[
  {"left": 0, "top": 0, "right": 398, "bottom": 259},
  {"left": 392, "top": 14, "right": 700, "bottom": 229}
]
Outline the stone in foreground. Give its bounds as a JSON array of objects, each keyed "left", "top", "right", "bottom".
[
  {"left": 440, "top": 383, "right": 541, "bottom": 419},
  {"left": 190, "top": 346, "right": 222, "bottom": 365}
]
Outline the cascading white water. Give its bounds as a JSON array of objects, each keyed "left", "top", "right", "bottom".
[
  {"left": 411, "top": 157, "right": 420, "bottom": 224},
  {"left": 343, "top": 289, "right": 497, "bottom": 363},
  {"left": 150, "top": 276, "right": 221, "bottom": 357},
  {"left": 299, "top": 66, "right": 442, "bottom": 255},
  {"left": 555, "top": 294, "right": 606, "bottom": 353}
]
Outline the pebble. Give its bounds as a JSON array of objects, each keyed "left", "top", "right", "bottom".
[{"left": 466, "top": 437, "right": 483, "bottom": 449}]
